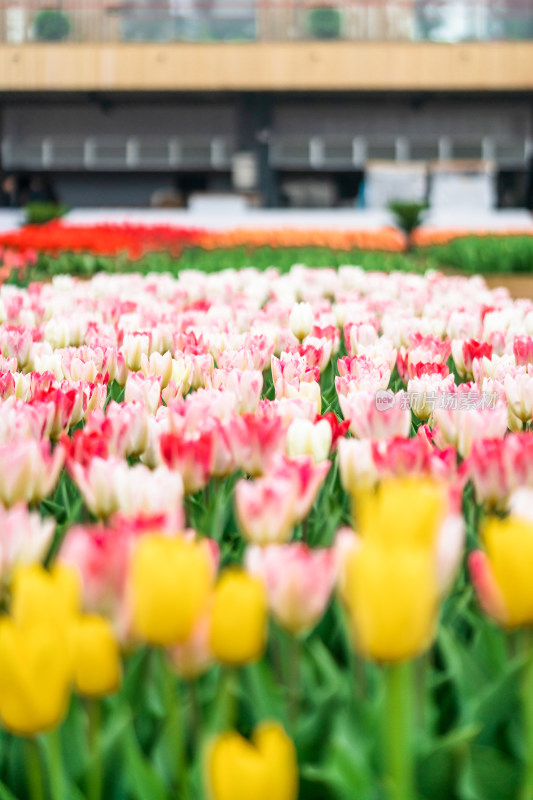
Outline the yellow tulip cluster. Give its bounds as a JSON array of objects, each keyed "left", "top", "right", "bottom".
[
  {"left": 130, "top": 535, "right": 290, "bottom": 800},
  {"left": 130, "top": 535, "right": 267, "bottom": 670},
  {"left": 341, "top": 478, "right": 448, "bottom": 663},
  {"left": 0, "top": 564, "right": 120, "bottom": 737}
]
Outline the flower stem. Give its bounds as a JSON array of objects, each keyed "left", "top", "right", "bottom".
[
  {"left": 287, "top": 636, "right": 301, "bottom": 727},
  {"left": 86, "top": 699, "right": 103, "bottom": 800},
  {"left": 222, "top": 667, "right": 239, "bottom": 730},
  {"left": 187, "top": 679, "right": 203, "bottom": 749},
  {"left": 25, "top": 738, "right": 45, "bottom": 800},
  {"left": 161, "top": 651, "right": 188, "bottom": 800},
  {"left": 383, "top": 661, "right": 415, "bottom": 800},
  {"left": 45, "top": 728, "right": 65, "bottom": 800},
  {"left": 521, "top": 630, "right": 533, "bottom": 800}
]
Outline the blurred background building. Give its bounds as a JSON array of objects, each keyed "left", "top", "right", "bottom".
[{"left": 0, "top": 0, "right": 532, "bottom": 209}]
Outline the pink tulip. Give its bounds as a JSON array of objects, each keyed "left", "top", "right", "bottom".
[
  {"left": 345, "top": 322, "right": 378, "bottom": 355},
  {"left": 0, "top": 325, "right": 33, "bottom": 370},
  {"left": 0, "top": 371, "right": 15, "bottom": 401},
  {"left": 125, "top": 372, "right": 162, "bottom": 414},
  {"left": 246, "top": 543, "right": 337, "bottom": 635},
  {"left": 105, "top": 401, "right": 151, "bottom": 457},
  {"left": 514, "top": 336, "right": 533, "bottom": 367},
  {"left": 0, "top": 504, "right": 55, "bottom": 579},
  {"left": 235, "top": 475, "right": 298, "bottom": 545},
  {"left": 504, "top": 370, "right": 533, "bottom": 423},
  {"left": 372, "top": 436, "right": 458, "bottom": 482},
  {"left": 268, "top": 454, "right": 330, "bottom": 523},
  {"left": 466, "top": 434, "right": 533, "bottom": 508},
  {"left": 451, "top": 338, "right": 492, "bottom": 379},
  {"left": 229, "top": 413, "right": 286, "bottom": 476},
  {"left": 407, "top": 373, "right": 455, "bottom": 421},
  {"left": 209, "top": 368, "right": 263, "bottom": 414},
  {"left": 69, "top": 457, "right": 184, "bottom": 520},
  {"left": 0, "top": 439, "right": 64, "bottom": 506},
  {"left": 160, "top": 429, "right": 214, "bottom": 494},
  {"left": 432, "top": 386, "right": 508, "bottom": 457},
  {"left": 289, "top": 340, "right": 332, "bottom": 373},
  {"left": 271, "top": 353, "right": 320, "bottom": 386},
  {"left": 339, "top": 390, "right": 411, "bottom": 441}
]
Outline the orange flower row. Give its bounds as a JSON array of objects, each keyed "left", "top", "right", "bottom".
[
  {"left": 0, "top": 222, "right": 406, "bottom": 258},
  {"left": 195, "top": 227, "right": 407, "bottom": 252},
  {"left": 412, "top": 228, "right": 533, "bottom": 248}
]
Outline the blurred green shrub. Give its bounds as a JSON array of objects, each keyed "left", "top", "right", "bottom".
[
  {"left": 24, "top": 202, "right": 68, "bottom": 226},
  {"left": 388, "top": 200, "right": 429, "bottom": 236},
  {"left": 33, "top": 9, "right": 71, "bottom": 41},
  {"left": 308, "top": 7, "right": 342, "bottom": 39}
]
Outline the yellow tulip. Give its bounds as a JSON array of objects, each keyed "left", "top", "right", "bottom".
[
  {"left": 73, "top": 615, "right": 121, "bottom": 698},
  {"left": 343, "top": 542, "right": 439, "bottom": 663},
  {"left": 130, "top": 534, "right": 213, "bottom": 646},
  {"left": 11, "top": 563, "right": 80, "bottom": 633},
  {"left": 208, "top": 722, "right": 298, "bottom": 800},
  {"left": 209, "top": 569, "right": 267, "bottom": 666},
  {"left": 354, "top": 477, "right": 446, "bottom": 550},
  {"left": 470, "top": 516, "right": 533, "bottom": 628},
  {"left": 0, "top": 617, "right": 72, "bottom": 736}
]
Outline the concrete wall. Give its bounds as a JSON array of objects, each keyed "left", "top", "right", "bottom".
[
  {"left": 2, "top": 101, "right": 236, "bottom": 140},
  {"left": 273, "top": 98, "right": 532, "bottom": 139},
  {"left": 4, "top": 95, "right": 530, "bottom": 144}
]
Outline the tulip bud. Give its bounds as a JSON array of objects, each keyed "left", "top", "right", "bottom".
[
  {"left": 122, "top": 332, "right": 151, "bottom": 371},
  {"left": 289, "top": 303, "right": 313, "bottom": 341},
  {"left": 208, "top": 722, "right": 298, "bottom": 800},
  {"left": 140, "top": 351, "right": 173, "bottom": 389},
  {"left": 130, "top": 535, "right": 213, "bottom": 646},
  {"left": 209, "top": 569, "right": 267, "bottom": 666},
  {"left": 286, "top": 418, "right": 332, "bottom": 463},
  {"left": 337, "top": 438, "right": 378, "bottom": 494}
]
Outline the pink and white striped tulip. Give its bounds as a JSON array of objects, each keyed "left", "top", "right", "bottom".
[
  {"left": 245, "top": 543, "right": 337, "bottom": 635},
  {"left": 235, "top": 475, "right": 298, "bottom": 545}
]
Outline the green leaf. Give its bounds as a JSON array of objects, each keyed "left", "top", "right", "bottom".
[
  {"left": 121, "top": 725, "right": 169, "bottom": 800},
  {"left": 459, "top": 744, "right": 520, "bottom": 800},
  {"left": 0, "top": 781, "right": 20, "bottom": 800}
]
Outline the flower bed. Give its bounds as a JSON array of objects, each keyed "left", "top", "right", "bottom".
[
  {"left": 4, "top": 222, "right": 533, "bottom": 284},
  {"left": 0, "top": 222, "right": 413, "bottom": 285},
  {"left": 412, "top": 229, "right": 533, "bottom": 274},
  {"left": 0, "top": 264, "right": 532, "bottom": 799}
]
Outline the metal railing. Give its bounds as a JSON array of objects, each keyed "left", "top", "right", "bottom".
[
  {"left": 2, "top": 132, "right": 530, "bottom": 171},
  {"left": 0, "top": 0, "right": 531, "bottom": 44},
  {"left": 1, "top": 135, "right": 235, "bottom": 170}
]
